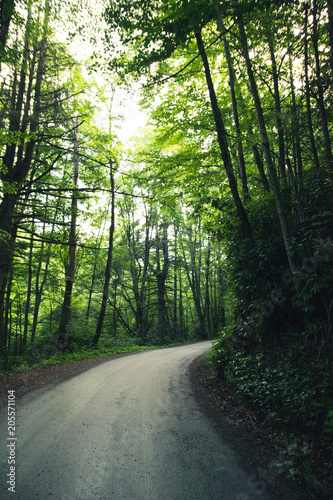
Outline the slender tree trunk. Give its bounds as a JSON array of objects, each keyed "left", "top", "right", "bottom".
[
  {"left": 0, "top": 0, "right": 14, "bottom": 53},
  {"left": 239, "top": 15, "right": 298, "bottom": 275},
  {"left": 0, "top": 2, "right": 49, "bottom": 351},
  {"left": 253, "top": 140, "right": 270, "bottom": 191},
  {"left": 195, "top": 30, "right": 253, "bottom": 242},
  {"left": 156, "top": 274, "right": 167, "bottom": 340},
  {"left": 155, "top": 221, "right": 169, "bottom": 341},
  {"left": 124, "top": 212, "right": 141, "bottom": 333},
  {"left": 23, "top": 224, "right": 34, "bottom": 346},
  {"left": 138, "top": 211, "right": 151, "bottom": 340},
  {"left": 245, "top": 122, "right": 270, "bottom": 191},
  {"left": 3, "top": 265, "right": 13, "bottom": 363},
  {"left": 182, "top": 226, "right": 207, "bottom": 339},
  {"left": 268, "top": 36, "right": 286, "bottom": 180},
  {"left": 31, "top": 239, "right": 45, "bottom": 344},
  {"left": 216, "top": 13, "right": 249, "bottom": 200},
  {"left": 238, "top": 88, "right": 270, "bottom": 191},
  {"left": 204, "top": 244, "right": 211, "bottom": 338},
  {"left": 289, "top": 51, "right": 303, "bottom": 183},
  {"left": 31, "top": 197, "right": 60, "bottom": 343},
  {"left": 312, "top": 0, "right": 332, "bottom": 165},
  {"left": 57, "top": 120, "right": 80, "bottom": 349},
  {"left": 113, "top": 281, "right": 118, "bottom": 339},
  {"left": 15, "top": 288, "right": 22, "bottom": 354},
  {"left": 179, "top": 269, "right": 184, "bottom": 336},
  {"left": 328, "top": 0, "right": 333, "bottom": 71},
  {"left": 304, "top": 3, "right": 321, "bottom": 170},
  {"left": 92, "top": 164, "right": 115, "bottom": 346},
  {"left": 31, "top": 241, "right": 49, "bottom": 344},
  {"left": 86, "top": 250, "right": 99, "bottom": 323},
  {"left": 173, "top": 224, "right": 178, "bottom": 333}
]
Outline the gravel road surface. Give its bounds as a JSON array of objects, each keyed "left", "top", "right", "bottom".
[{"left": 0, "top": 341, "right": 304, "bottom": 499}]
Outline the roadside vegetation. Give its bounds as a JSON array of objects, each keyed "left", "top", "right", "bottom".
[
  {"left": 207, "top": 174, "right": 333, "bottom": 494},
  {"left": 2, "top": 338, "right": 168, "bottom": 373}
]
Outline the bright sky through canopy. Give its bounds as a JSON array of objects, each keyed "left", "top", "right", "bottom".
[{"left": 54, "top": 0, "right": 147, "bottom": 144}]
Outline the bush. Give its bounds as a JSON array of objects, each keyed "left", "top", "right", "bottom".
[{"left": 208, "top": 329, "right": 333, "bottom": 438}]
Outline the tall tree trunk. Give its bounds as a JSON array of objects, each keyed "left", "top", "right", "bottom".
[
  {"left": 3, "top": 263, "right": 14, "bottom": 363},
  {"left": 216, "top": 12, "right": 249, "bottom": 200},
  {"left": 112, "top": 281, "right": 118, "bottom": 340},
  {"left": 57, "top": 120, "right": 80, "bottom": 349},
  {"left": 312, "top": 0, "right": 332, "bottom": 166},
  {"left": 0, "top": 2, "right": 49, "bottom": 351},
  {"left": 304, "top": 3, "right": 321, "bottom": 170},
  {"left": 138, "top": 211, "right": 151, "bottom": 340},
  {"left": 86, "top": 248, "right": 99, "bottom": 323},
  {"left": 173, "top": 223, "right": 178, "bottom": 333},
  {"left": 31, "top": 197, "right": 60, "bottom": 343},
  {"left": 252, "top": 139, "right": 270, "bottom": 191},
  {"left": 289, "top": 51, "right": 303, "bottom": 183},
  {"left": 179, "top": 269, "right": 184, "bottom": 336},
  {"left": 239, "top": 15, "right": 298, "bottom": 275},
  {"left": 181, "top": 225, "right": 207, "bottom": 339},
  {"left": 31, "top": 240, "right": 49, "bottom": 344},
  {"left": 23, "top": 224, "right": 34, "bottom": 347},
  {"left": 124, "top": 211, "right": 141, "bottom": 333},
  {"left": 86, "top": 217, "right": 106, "bottom": 324},
  {"left": 204, "top": 244, "right": 211, "bottom": 338},
  {"left": 268, "top": 36, "right": 286, "bottom": 180},
  {"left": 195, "top": 30, "right": 253, "bottom": 242},
  {"left": 155, "top": 221, "right": 169, "bottom": 341},
  {"left": 238, "top": 89, "right": 270, "bottom": 191},
  {"left": 328, "top": 0, "right": 333, "bottom": 71},
  {"left": 92, "top": 164, "right": 115, "bottom": 346},
  {"left": 156, "top": 273, "right": 167, "bottom": 340},
  {"left": 0, "top": 0, "right": 14, "bottom": 53}
]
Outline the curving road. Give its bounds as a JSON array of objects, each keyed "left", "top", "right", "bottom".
[{"left": 0, "top": 342, "right": 300, "bottom": 499}]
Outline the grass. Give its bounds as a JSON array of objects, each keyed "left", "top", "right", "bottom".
[{"left": 0, "top": 337, "right": 203, "bottom": 374}]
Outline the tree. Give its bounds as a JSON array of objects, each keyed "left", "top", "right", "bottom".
[
  {"left": 181, "top": 220, "right": 207, "bottom": 339},
  {"left": 92, "top": 162, "right": 116, "bottom": 346},
  {"left": 216, "top": 7, "right": 249, "bottom": 200},
  {"left": 0, "top": 0, "right": 14, "bottom": 54},
  {"left": 238, "top": 11, "right": 298, "bottom": 275},
  {"left": 0, "top": 0, "right": 52, "bottom": 351},
  {"left": 57, "top": 119, "right": 80, "bottom": 348},
  {"left": 194, "top": 30, "right": 253, "bottom": 241},
  {"left": 105, "top": 0, "right": 253, "bottom": 241}
]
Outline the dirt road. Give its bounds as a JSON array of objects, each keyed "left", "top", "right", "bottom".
[{"left": 0, "top": 342, "right": 307, "bottom": 499}]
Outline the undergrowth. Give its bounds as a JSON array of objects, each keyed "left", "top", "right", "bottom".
[
  {"left": 207, "top": 331, "right": 333, "bottom": 494},
  {"left": 0, "top": 334, "right": 198, "bottom": 374}
]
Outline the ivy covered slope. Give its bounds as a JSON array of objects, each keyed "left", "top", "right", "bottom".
[{"left": 104, "top": 0, "right": 333, "bottom": 490}]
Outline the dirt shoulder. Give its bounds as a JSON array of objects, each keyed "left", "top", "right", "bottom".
[{"left": 0, "top": 352, "right": 133, "bottom": 400}]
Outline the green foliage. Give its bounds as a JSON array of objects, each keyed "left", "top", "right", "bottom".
[
  {"left": 0, "top": 333, "right": 199, "bottom": 373},
  {"left": 206, "top": 166, "right": 333, "bottom": 473},
  {"left": 1, "top": 11, "right": 332, "bottom": 493},
  {"left": 324, "top": 411, "right": 333, "bottom": 436},
  {"left": 208, "top": 333, "right": 333, "bottom": 436},
  {"left": 104, "top": 0, "right": 216, "bottom": 77}
]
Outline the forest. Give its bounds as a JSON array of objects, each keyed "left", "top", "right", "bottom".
[{"left": 0, "top": 0, "right": 332, "bottom": 491}]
